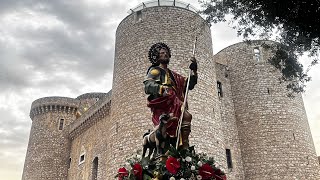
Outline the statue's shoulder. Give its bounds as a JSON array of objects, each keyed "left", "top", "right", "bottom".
[
  {"left": 146, "top": 66, "right": 162, "bottom": 79},
  {"left": 149, "top": 67, "right": 161, "bottom": 76}
]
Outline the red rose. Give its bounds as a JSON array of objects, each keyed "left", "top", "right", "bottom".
[
  {"left": 198, "top": 163, "right": 215, "bottom": 179},
  {"left": 118, "top": 167, "right": 128, "bottom": 180},
  {"left": 166, "top": 157, "right": 181, "bottom": 174},
  {"left": 133, "top": 163, "right": 143, "bottom": 180}
]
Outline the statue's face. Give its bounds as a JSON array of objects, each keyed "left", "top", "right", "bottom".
[{"left": 158, "top": 48, "right": 170, "bottom": 64}]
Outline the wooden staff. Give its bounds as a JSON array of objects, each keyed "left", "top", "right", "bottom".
[{"left": 175, "top": 37, "right": 197, "bottom": 149}]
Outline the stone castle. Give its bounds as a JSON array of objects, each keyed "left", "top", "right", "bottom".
[{"left": 22, "top": 1, "right": 320, "bottom": 179}]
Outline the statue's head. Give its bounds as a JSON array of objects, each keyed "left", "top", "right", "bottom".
[{"left": 148, "top": 42, "right": 171, "bottom": 65}]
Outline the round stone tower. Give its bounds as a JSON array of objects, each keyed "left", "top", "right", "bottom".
[
  {"left": 22, "top": 97, "right": 79, "bottom": 180},
  {"left": 108, "top": 1, "right": 226, "bottom": 176},
  {"left": 214, "top": 41, "right": 320, "bottom": 179}
]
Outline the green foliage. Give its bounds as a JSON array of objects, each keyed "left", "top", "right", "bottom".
[{"left": 200, "top": 0, "right": 320, "bottom": 94}]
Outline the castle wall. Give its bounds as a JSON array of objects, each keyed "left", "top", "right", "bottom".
[
  {"left": 110, "top": 5, "right": 226, "bottom": 176},
  {"left": 68, "top": 114, "right": 111, "bottom": 180},
  {"left": 215, "top": 62, "right": 245, "bottom": 179},
  {"left": 22, "top": 97, "right": 79, "bottom": 180},
  {"left": 214, "top": 41, "right": 320, "bottom": 179}
]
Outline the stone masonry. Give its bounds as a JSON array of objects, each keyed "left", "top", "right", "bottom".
[{"left": 22, "top": 2, "right": 320, "bottom": 180}]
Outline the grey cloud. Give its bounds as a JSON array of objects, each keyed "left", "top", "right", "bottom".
[
  {"left": 0, "top": 0, "right": 121, "bottom": 92},
  {"left": 0, "top": 43, "right": 34, "bottom": 91},
  {"left": 0, "top": 0, "right": 34, "bottom": 15},
  {"left": 19, "top": 26, "right": 114, "bottom": 74},
  {"left": 32, "top": 0, "right": 127, "bottom": 30},
  {"left": 0, "top": 108, "right": 30, "bottom": 154}
]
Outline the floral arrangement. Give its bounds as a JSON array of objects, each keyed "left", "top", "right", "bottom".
[{"left": 116, "top": 146, "right": 226, "bottom": 180}]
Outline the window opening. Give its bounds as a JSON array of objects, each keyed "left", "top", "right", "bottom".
[
  {"left": 68, "top": 158, "right": 71, "bottom": 169},
  {"left": 136, "top": 10, "right": 142, "bottom": 22},
  {"left": 116, "top": 122, "right": 119, "bottom": 133},
  {"left": 59, "top": 119, "right": 64, "bottom": 130},
  {"left": 217, "top": 81, "right": 223, "bottom": 97},
  {"left": 79, "top": 154, "right": 85, "bottom": 164},
  {"left": 226, "top": 149, "right": 233, "bottom": 169},
  {"left": 92, "top": 157, "right": 98, "bottom": 180},
  {"left": 253, "top": 47, "right": 261, "bottom": 61}
]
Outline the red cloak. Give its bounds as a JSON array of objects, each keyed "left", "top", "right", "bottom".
[{"left": 147, "top": 70, "right": 186, "bottom": 137}]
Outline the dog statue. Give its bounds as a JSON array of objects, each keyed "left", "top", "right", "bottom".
[{"left": 142, "top": 114, "right": 172, "bottom": 158}]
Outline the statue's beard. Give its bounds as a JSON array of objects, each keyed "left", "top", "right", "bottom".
[{"left": 159, "top": 59, "right": 169, "bottom": 64}]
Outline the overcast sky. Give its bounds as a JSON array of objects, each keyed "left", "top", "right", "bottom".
[{"left": 0, "top": 0, "right": 319, "bottom": 179}]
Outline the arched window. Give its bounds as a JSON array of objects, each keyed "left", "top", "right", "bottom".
[{"left": 92, "top": 157, "right": 98, "bottom": 180}]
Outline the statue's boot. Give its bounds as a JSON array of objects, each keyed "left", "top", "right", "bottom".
[{"left": 181, "top": 124, "right": 191, "bottom": 149}]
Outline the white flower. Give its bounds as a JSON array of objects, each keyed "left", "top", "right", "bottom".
[
  {"left": 185, "top": 156, "right": 192, "bottom": 162},
  {"left": 180, "top": 178, "right": 185, "bottom": 180},
  {"left": 169, "top": 177, "right": 176, "bottom": 180},
  {"left": 197, "top": 161, "right": 203, "bottom": 167},
  {"left": 196, "top": 175, "right": 202, "bottom": 180},
  {"left": 191, "top": 165, "right": 196, "bottom": 170}
]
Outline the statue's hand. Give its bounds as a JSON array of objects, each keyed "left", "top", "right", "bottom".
[
  {"left": 162, "top": 86, "right": 174, "bottom": 96},
  {"left": 189, "top": 57, "right": 197, "bottom": 71},
  {"left": 162, "top": 86, "right": 169, "bottom": 96}
]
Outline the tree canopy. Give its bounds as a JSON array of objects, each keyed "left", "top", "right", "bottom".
[{"left": 200, "top": 0, "right": 320, "bottom": 95}]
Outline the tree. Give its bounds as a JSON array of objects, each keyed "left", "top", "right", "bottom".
[{"left": 200, "top": 0, "right": 320, "bottom": 95}]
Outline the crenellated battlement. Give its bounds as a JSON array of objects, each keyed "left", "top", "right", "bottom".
[{"left": 29, "top": 97, "right": 80, "bottom": 119}]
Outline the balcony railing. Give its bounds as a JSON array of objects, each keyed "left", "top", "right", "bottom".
[{"left": 128, "top": 0, "right": 198, "bottom": 14}]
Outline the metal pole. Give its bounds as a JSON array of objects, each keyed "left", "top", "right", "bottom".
[{"left": 175, "top": 37, "right": 197, "bottom": 149}]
